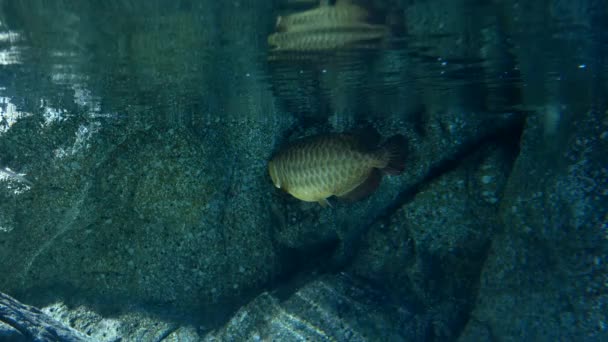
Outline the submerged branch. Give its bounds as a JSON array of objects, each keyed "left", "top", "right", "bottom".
[{"left": 0, "top": 292, "right": 92, "bottom": 342}]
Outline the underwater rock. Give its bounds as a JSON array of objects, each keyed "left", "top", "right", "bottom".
[
  {"left": 0, "top": 321, "right": 26, "bottom": 342},
  {"left": 205, "top": 273, "right": 425, "bottom": 341},
  {"left": 348, "top": 143, "right": 514, "bottom": 339},
  {"left": 0, "top": 0, "right": 287, "bottom": 326},
  {"left": 0, "top": 292, "right": 92, "bottom": 342},
  {"left": 1, "top": 296, "right": 205, "bottom": 342},
  {"left": 41, "top": 301, "right": 203, "bottom": 342},
  {"left": 0, "top": 118, "right": 284, "bottom": 323},
  {"left": 460, "top": 109, "right": 608, "bottom": 340}
]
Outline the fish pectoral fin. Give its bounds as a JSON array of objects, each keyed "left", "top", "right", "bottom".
[
  {"left": 337, "top": 169, "right": 382, "bottom": 202},
  {"left": 318, "top": 198, "right": 332, "bottom": 207}
]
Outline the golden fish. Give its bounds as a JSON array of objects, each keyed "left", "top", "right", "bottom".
[
  {"left": 268, "top": 23, "right": 388, "bottom": 52},
  {"left": 268, "top": 133, "right": 406, "bottom": 206},
  {"left": 268, "top": 0, "right": 388, "bottom": 52},
  {"left": 275, "top": 1, "right": 369, "bottom": 32}
]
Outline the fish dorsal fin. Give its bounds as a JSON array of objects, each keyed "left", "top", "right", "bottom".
[
  {"left": 337, "top": 169, "right": 382, "bottom": 202},
  {"left": 350, "top": 125, "right": 381, "bottom": 151}
]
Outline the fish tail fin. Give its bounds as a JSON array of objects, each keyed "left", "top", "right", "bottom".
[{"left": 380, "top": 134, "right": 407, "bottom": 175}]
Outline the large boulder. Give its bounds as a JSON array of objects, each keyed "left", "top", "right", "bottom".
[
  {"left": 460, "top": 109, "right": 608, "bottom": 340},
  {"left": 349, "top": 142, "right": 515, "bottom": 339},
  {"left": 205, "top": 273, "right": 426, "bottom": 341},
  {"left": 0, "top": 118, "right": 284, "bottom": 321}
]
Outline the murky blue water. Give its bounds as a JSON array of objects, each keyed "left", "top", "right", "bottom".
[
  {"left": 0, "top": 1, "right": 603, "bottom": 129},
  {"left": 0, "top": 0, "right": 606, "bottom": 340}
]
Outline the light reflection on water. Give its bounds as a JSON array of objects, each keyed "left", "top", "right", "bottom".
[{"left": 0, "top": 0, "right": 605, "bottom": 134}]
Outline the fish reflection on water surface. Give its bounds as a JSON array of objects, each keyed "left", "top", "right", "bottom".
[{"left": 268, "top": 0, "right": 389, "bottom": 52}]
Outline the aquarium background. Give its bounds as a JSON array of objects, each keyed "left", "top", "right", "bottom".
[{"left": 0, "top": 0, "right": 606, "bottom": 341}]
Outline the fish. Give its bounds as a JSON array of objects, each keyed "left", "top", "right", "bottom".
[
  {"left": 275, "top": 1, "right": 369, "bottom": 32},
  {"left": 268, "top": 132, "right": 406, "bottom": 206},
  {"left": 268, "top": 0, "right": 388, "bottom": 53},
  {"left": 268, "top": 23, "right": 388, "bottom": 52}
]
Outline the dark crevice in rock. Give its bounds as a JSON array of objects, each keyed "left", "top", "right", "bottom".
[
  {"left": 453, "top": 238, "right": 494, "bottom": 339},
  {"left": 326, "top": 114, "right": 526, "bottom": 273},
  {"left": 186, "top": 225, "right": 341, "bottom": 331},
  {"left": 270, "top": 237, "right": 342, "bottom": 301},
  {"left": 154, "top": 325, "right": 179, "bottom": 342},
  {"left": 374, "top": 118, "right": 525, "bottom": 234}
]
